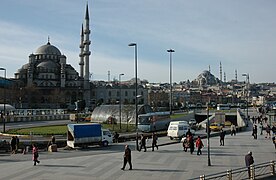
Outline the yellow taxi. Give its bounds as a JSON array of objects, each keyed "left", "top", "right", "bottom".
[
  {"left": 209, "top": 123, "right": 223, "bottom": 132},
  {"left": 225, "top": 121, "right": 232, "bottom": 126}
]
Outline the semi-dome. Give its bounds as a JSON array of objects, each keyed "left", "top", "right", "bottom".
[
  {"left": 35, "top": 42, "right": 61, "bottom": 55},
  {"left": 37, "top": 60, "right": 58, "bottom": 70}
]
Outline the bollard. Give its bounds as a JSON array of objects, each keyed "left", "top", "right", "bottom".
[
  {"left": 270, "top": 160, "right": 275, "bottom": 176},
  {"left": 250, "top": 164, "right": 255, "bottom": 180},
  {"left": 227, "top": 169, "right": 232, "bottom": 180},
  {"left": 199, "top": 175, "right": 205, "bottom": 180}
]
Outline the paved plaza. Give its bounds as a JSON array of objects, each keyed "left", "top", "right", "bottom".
[{"left": 0, "top": 124, "right": 276, "bottom": 180}]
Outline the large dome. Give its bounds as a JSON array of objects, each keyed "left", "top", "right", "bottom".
[
  {"left": 195, "top": 70, "right": 220, "bottom": 86},
  {"left": 35, "top": 42, "right": 61, "bottom": 55}
]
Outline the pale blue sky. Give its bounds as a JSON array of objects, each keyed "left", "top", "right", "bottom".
[{"left": 0, "top": 0, "right": 276, "bottom": 83}]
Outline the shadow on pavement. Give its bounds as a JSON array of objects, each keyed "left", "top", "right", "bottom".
[
  {"left": 131, "top": 168, "right": 186, "bottom": 172},
  {"left": 41, "top": 164, "right": 85, "bottom": 168}
]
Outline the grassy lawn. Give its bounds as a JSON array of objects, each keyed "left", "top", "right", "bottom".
[
  {"left": 6, "top": 123, "right": 136, "bottom": 136},
  {"left": 170, "top": 113, "right": 188, "bottom": 119}
]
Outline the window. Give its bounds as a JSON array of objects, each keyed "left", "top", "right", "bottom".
[
  {"left": 109, "top": 91, "right": 111, "bottom": 97},
  {"left": 125, "top": 91, "right": 128, "bottom": 96}
]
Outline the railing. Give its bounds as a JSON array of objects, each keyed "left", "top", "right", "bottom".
[{"left": 189, "top": 160, "right": 275, "bottom": 180}]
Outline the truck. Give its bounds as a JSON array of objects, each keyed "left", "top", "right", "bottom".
[{"left": 67, "top": 123, "right": 113, "bottom": 148}]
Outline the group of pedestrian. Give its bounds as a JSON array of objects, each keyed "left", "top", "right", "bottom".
[
  {"left": 138, "top": 133, "right": 159, "bottom": 152},
  {"left": 181, "top": 129, "right": 200, "bottom": 155}
]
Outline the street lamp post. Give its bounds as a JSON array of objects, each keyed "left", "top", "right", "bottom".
[
  {"left": 167, "top": 49, "right": 175, "bottom": 115},
  {"left": 0, "top": 68, "right": 6, "bottom": 133},
  {"left": 128, "top": 43, "right": 139, "bottom": 151},
  {"left": 119, "top": 73, "right": 124, "bottom": 130},
  {"left": 206, "top": 101, "right": 211, "bottom": 166},
  {"left": 242, "top": 73, "right": 249, "bottom": 127}
]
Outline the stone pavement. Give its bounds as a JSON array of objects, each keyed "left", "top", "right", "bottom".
[{"left": 0, "top": 124, "right": 275, "bottom": 180}]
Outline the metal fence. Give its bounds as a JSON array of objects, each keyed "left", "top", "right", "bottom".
[{"left": 189, "top": 160, "right": 275, "bottom": 180}]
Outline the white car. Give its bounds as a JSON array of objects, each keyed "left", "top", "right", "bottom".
[{"left": 189, "top": 119, "right": 197, "bottom": 126}]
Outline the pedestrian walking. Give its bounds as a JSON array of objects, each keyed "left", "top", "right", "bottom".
[
  {"left": 245, "top": 151, "right": 254, "bottom": 178},
  {"left": 10, "top": 136, "right": 16, "bottom": 154},
  {"left": 230, "top": 124, "right": 236, "bottom": 136},
  {"left": 32, "top": 144, "right": 40, "bottom": 166},
  {"left": 272, "top": 136, "right": 276, "bottom": 150},
  {"left": 151, "top": 132, "right": 158, "bottom": 151},
  {"left": 181, "top": 136, "right": 189, "bottom": 152},
  {"left": 260, "top": 122, "right": 263, "bottom": 135},
  {"left": 189, "top": 135, "right": 195, "bottom": 154},
  {"left": 51, "top": 134, "right": 56, "bottom": 145},
  {"left": 121, "top": 145, "right": 132, "bottom": 170},
  {"left": 252, "top": 125, "right": 257, "bottom": 139},
  {"left": 220, "top": 129, "right": 226, "bottom": 146},
  {"left": 265, "top": 125, "right": 271, "bottom": 139},
  {"left": 186, "top": 129, "right": 192, "bottom": 137},
  {"left": 195, "top": 136, "right": 204, "bottom": 155},
  {"left": 114, "top": 132, "right": 119, "bottom": 143},
  {"left": 139, "top": 134, "right": 147, "bottom": 152},
  {"left": 15, "top": 136, "right": 20, "bottom": 153},
  {"left": 271, "top": 125, "right": 276, "bottom": 136}
]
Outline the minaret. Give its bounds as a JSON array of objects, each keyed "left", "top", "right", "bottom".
[
  {"left": 27, "top": 53, "right": 35, "bottom": 87},
  {"left": 83, "top": 3, "right": 91, "bottom": 85},
  {"left": 60, "top": 55, "right": 67, "bottom": 88},
  {"left": 224, "top": 72, "right": 226, "bottom": 82},
  {"left": 235, "top": 69, "right": 237, "bottom": 83},
  {"left": 82, "top": 3, "right": 91, "bottom": 108},
  {"left": 220, "top": 61, "right": 222, "bottom": 82},
  {"left": 79, "top": 24, "right": 84, "bottom": 78}
]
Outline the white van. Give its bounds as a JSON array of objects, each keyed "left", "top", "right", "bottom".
[{"left": 167, "top": 121, "right": 195, "bottom": 140}]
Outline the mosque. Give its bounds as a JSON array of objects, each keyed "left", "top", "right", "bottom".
[{"left": 13, "top": 4, "right": 91, "bottom": 109}]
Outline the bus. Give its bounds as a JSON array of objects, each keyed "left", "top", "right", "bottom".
[
  {"left": 217, "top": 104, "right": 231, "bottom": 110},
  {"left": 138, "top": 112, "right": 171, "bottom": 132}
]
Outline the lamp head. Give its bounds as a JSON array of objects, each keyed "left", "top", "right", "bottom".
[
  {"left": 167, "top": 49, "right": 175, "bottom": 53},
  {"left": 128, "top": 43, "right": 136, "bottom": 47}
]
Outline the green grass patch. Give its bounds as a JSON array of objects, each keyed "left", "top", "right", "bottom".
[
  {"left": 170, "top": 113, "right": 188, "bottom": 119},
  {"left": 6, "top": 123, "right": 136, "bottom": 136},
  {"left": 6, "top": 125, "right": 68, "bottom": 135}
]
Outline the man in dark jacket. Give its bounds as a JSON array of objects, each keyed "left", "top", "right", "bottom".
[
  {"left": 245, "top": 151, "right": 254, "bottom": 178},
  {"left": 139, "top": 134, "right": 147, "bottom": 152},
  {"left": 220, "top": 129, "right": 226, "bottom": 146},
  {"left": 151, "top": 133, "right": 158, "bottom": 151},
  {"left": 121, "top": 145, "right": 132, "bottom": 170}
]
